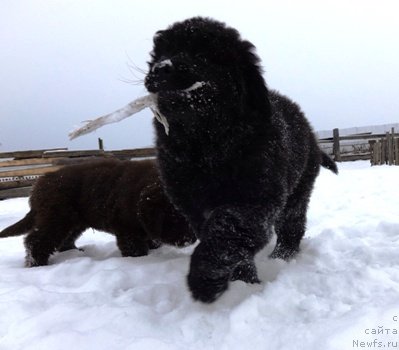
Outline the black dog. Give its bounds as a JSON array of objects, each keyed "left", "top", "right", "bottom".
[
  {"left": 0, "top": 159, "right": 195, "bottom": 267},
  {"left": 145, "top": 17, "right": 337, "bottom": 302}
]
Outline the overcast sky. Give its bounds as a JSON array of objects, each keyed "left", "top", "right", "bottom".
[{"left": 1, "top": 0, "right": 398, "bottom": 152}]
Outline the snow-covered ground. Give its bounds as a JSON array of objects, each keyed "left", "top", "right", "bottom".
[{"left": 0, "top": 161, "right": 398, "bottom": 350}]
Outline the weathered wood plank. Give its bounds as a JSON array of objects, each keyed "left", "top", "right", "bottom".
[
  {"left": 340, "top": 154, "right": 371, "bottom": 162},
  {"left": 388, "top": 131, "right": 394, "bottom": 165},
  {"left": 42, "top": 148, "right": 156, "bottom": 159},
  {"left": 0, "top": 178, "right": 37, "bottom": 190},
  {"left": 0, "top": 158, "right": 59, "bottom": 168},
  {"left": 0, "top": 148, "right": 67, "bottom": 159},
  {"left": 110, "top": 148, "right": 157, "bottom": 158},
  {"left": 371, "top": 141, "right": 379, "bottom": 165},
  {"left": 395, "top": 138, "right": 399, "bottom": 165},
  {"left": 333, "top": 128, "right": 341, "bottom": 162},
  {"left": 319, "top": 132, "right": 399, "bottom": 143},
  {"left": 0, "top": 166, "right": 62, "bottom": 178},
  {"left": 369, "top": 140, "right": 376, "bottom": 166},
  {"left": 0, "top": 187, "right": 32, "bottom": 200},
  {"left": 376, "top": 141, "right": 381, "bottom": 165},
  {"left": 42, "top": 150, "right": 105, "bottom": 158},
  {"left": 382, "top": 139, "right": 387, "bottom": 164},
  {"left": 0, "top": 156, "right": 104, "bottom": 169},
  {"left": 52, "top": 156, "right": 108, "bottom": 166}
]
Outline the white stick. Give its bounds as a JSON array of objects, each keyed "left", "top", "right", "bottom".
[
  {"left": 68, "top": 94, "right": 155, "bottom": 140},
  {"left": 151, "top": 107, "right": 170, "bottom": 136},
  {"left": 68, "top": 81, "right": 207, "bottom": 140}
]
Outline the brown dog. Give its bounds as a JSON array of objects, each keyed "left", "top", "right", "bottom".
[{"left": 0, "top": 159, "right": 196, "bottom": 267}]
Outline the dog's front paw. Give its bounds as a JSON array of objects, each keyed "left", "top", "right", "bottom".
[
  {"left": 187, "top": 241, "right": 232, "bottom": 303},
  {"left": 187, "top": 268, "right": 229, "bottom": 303},
  {"left": 230, "top": 259, "right": 260, "bottom": 284},
  {"left": 24, "top": 251, "right": 48, "bottom": 267}
]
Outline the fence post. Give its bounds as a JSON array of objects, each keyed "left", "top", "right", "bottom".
[
  {"left": 369, "top": 140, "right": 376, "bottom": 166},
  {"left": 395, "top": 138, "right": 399, "bottom": 166},
  {"left": 393, "top": 127, "right": 398, "bottom": 166},
  {"left": 382, "top": 137, "right": 387, "bottom": 164},
  {"left": 333, "top": 128, "right": 341, "bottom": 162},
  {"left": 387, "top": 132, "right": 393, "bottom": 165},
  {"left": 98, "top": 138, "right": 104, "bottom": 151}
]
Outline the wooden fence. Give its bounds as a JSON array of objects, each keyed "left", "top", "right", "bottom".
[
  {"left": 318, "top": 128, "right": 399, "bottom": 164},
  {"left": 0, "top": 147, "right": 156, "bottom": 200},
  {"left": 369, "top": 128, "right": 399, "bottom": 166},
  {"left": 1, "top": 127, "right": 398, "bottom": 200}
]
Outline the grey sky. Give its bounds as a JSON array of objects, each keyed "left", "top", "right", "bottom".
[{"left": 1, "top": 0, "right": 398, "bottom": 152}]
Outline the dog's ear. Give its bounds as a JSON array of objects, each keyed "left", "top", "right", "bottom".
[
  {"left": 237, "top": 41, "right": 272, "bottom": 114},
  {"left": 137, "top": 182, "right": 165, "bottom": 239},
  {"left": 153, "top": 30, "right": 165, "bottom": 46},
  {"left": 151, "top": 30, "right": 170, "bottom": 60}
]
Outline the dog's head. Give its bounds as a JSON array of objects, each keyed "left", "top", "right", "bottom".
[
  {"left": 137, "top": 181, "right": 196, "bottom": 247},
  {"left": 145, "top": 17, "right": 270, "bottom": 126}
]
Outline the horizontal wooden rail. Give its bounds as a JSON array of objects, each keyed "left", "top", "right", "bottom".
[
  {"left": 0, "top": 158, "right": 58, "bottom": 168},
  {"left": 0, "top": 166, "right": 62, "bottom": 178},
  {"left": 0, "top": 146, "right": 159, "bottom": 200},
  {"left": 319, "top": 133, "right": 399, "bottom": 143},
  {"left": 42, "top": 150, "right": 106, "bottom": 158},
  {"left": 0, "top": 130, "right": 395, "bottom": 201},
  {"left": 0, "top": 187, "right": 32, "bottom": 200},
  {"left": 0, "top": 148, "right": 67, "bottom": 159},
  {"left": 0, "top": 178, "right": 37, "bottom": 190}
]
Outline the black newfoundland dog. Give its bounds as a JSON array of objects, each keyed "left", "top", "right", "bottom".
[
  {"left": 0, "top": 159, "right": 195, "bottom": 267},
  {"left": 145, "top": 17, "right": 337, "bottom": 302}
]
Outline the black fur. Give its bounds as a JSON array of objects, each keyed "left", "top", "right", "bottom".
[
  {"left": 0, "top": 159, "right": 196, "bottom": 267},
  {"left": 145, "top": 17, "right": 337, "bottom": 302}
]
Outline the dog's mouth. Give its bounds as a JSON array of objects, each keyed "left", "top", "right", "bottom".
[
  {"left": 144, "top": 58, "right": 217, "bottom": 135},
  {"left": 148, "top": 80, "right": 210, "bottom": 136},
  {"left": 153, "top": 81, "right": 209, "bottom": 97}
]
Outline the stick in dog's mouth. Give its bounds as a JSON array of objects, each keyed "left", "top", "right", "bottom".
[
  {"left": 68, "top": 81, "right": 208, "bottom": 140},
  {"left": 68, "top": 94, "right": 158, "bottom": 140}
]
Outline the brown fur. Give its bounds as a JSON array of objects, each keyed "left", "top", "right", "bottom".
[{"left": 0, "top": 159, "right": 196, "bottom": 267}]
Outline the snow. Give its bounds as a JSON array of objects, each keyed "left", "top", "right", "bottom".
[
  {"left": 151, "top": 59, "right": 173, "bottom": 72},
  {"left": 183, "top": 81, "right": 208, "bottom": 92},
  {"left": 1, "top": 161, "right": 399, "bottom": 350}
]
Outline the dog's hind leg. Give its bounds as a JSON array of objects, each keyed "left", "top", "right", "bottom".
[
  {"left": 187, "top": 204, "right": 273, "bottom": 303},
  {"left": 270, "top": 167, "right": 318, "bottom": 260},
  {"left": 58, "top": 227, "right": 86, "bottom": 252},
  {"left": 24, "top": 226, "right": 72, "bottom": 267},
  {"left": 269, "top": 204, "right": 308, "bottom": 260}
]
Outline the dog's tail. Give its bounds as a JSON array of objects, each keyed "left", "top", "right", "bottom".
[
  {"left": 0, "top": 210, "right": 34, "bottom": 238},
  {"left": 321, "top": 152, "right": 338, "bottom": 174}
]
